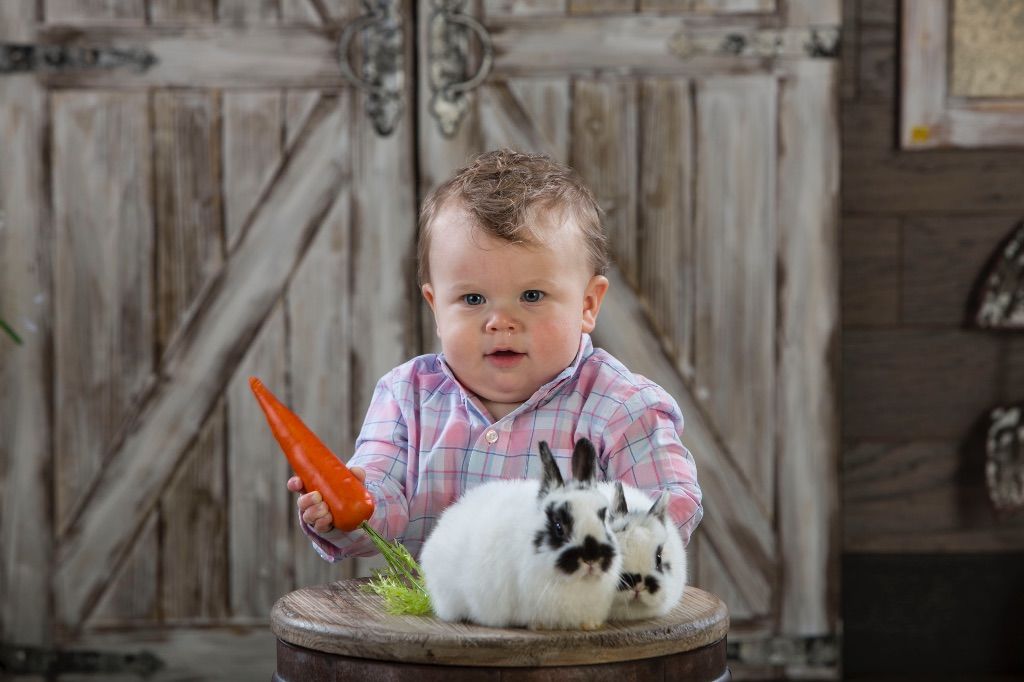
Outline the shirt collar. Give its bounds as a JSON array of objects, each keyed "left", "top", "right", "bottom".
[{"left": 437, "top": 334, "right": 595, "bottom": 418}]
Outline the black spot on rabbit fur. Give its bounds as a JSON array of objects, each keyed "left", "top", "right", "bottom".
[
  {"left": 617, "top": 572, "right": 661, "bottom": 595},
  {"left": 535, "top": 501, "right": 574, "bottom": 551},
  {"left": 555, "top": 534, "right": 617, "bottom": 575}
]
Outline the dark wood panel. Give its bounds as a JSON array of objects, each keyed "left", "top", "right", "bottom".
[
  {"left": 842, "top": 103, "right": 1024, "bottom": 214},
  {"left": 902, "top": 215, "right": 1015, "bottom": 327},
  {"left": 841, "top": 216, "right": 900, "bottom": 327},
  {"left": 843, "top": 440, "right": 1024, "bottom": 552},
  {"left": 842, "top": 329, "right": 1000, "bottom": 440}
]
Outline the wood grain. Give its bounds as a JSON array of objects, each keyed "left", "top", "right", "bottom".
[
  {"left": 271, "top": 579, "right": 729, "bottom": 666},
  {"left": 694, "top": 75, "right": 777, "bottom": 513},
  {"left": 639, "top": 77, "right": 694, "bottom": 380},
  {"left": 776, "top": 58, "right": 840, "bottom": 639},
  {"left": 52, "top": 91, "right": 155, "bottom": 533},
  {"left": 841, "top": 216, "right": 900, "bottom": 328},
  {"left": 223, "top": 91, "right": 284, "bottom": 250},
  {"left": 572, "top": 78, "right": 639, "bottom": 286},
  {"left": 843, "top": 329, "right": 1001, "bottom": 441},
  {"left": 0, "top": 9, "right": 50, "bottom": 642},
  {"left": 843, "top": 441, "right": 1024, "bottom": 553},
  {"left": 150, "top": 0, "right": 216, "bottom": 24}
]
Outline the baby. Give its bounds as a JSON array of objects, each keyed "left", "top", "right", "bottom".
[{"left": 288, "top": 149, "right": 702, "bottom": 561}]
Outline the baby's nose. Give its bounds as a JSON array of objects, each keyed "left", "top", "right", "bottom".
[{"left": 486, "top": 310, "right": 518, "bottom": 332}]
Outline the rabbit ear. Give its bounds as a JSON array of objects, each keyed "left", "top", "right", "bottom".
[
  {"left": 648, "top": 490, "right": 670, "bottom": 521},
  {"left": 538, "top": 441, "right": 564, "bottom": 496},
  {"left": 571, "top": 438, "right": 597, "bottom": 484},
  {"left": 611, "top": 481, "right": 628, "bottom": 517}
]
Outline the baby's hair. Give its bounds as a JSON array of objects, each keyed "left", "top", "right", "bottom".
[{"left": 417, "top": 149, "right": 609, "bottom": 285}]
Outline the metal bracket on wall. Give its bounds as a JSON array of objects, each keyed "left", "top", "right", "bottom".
[
  {"left": 338, "top": 0, "right": 405, "bottom": 137},
  {"left": 427, "top": 0, "right": 493, "bottom": 138},
  {"left": 0, "top": 43, "right": 156, "bottom": 74}
]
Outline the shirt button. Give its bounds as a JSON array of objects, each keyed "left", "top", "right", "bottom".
[{"left": 485, "top": 429, "right": 499, "bottom": 444}]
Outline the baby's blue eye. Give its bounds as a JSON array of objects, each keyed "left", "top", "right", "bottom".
[
  {"left": 463, "top": 293, "right": 485, "bottom": 306},
  {"left": 521, "top": 290, "right": 544, "bottom": 303}
]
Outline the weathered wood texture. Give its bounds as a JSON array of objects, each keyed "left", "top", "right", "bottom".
[
  {"left": 841, "top": 0, "right": 1024, "bottom": 552},
  {"left": 0, "top": 1, "right": 51, "bottom": 647},
  {"left": 272, "top": 579, "right": 729, "bottom": 666}
]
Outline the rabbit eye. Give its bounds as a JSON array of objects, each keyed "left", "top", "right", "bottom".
[
  {"left": 655, "top": 545, "right": 663, "bottom": 571},
  {"left": 553, "top": 520, "right": 564, "bottom": 537}
]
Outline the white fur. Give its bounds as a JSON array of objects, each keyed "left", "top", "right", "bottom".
[
  {"left": 421, "top": 476, "right": 622, "bottom": 630},
  {"left": 598, "top": 482, "right": 688, "bottom": 620}
]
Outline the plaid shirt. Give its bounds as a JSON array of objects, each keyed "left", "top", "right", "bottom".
[{"left": 304, "top": 334, "right": 702, "bottom": 561}]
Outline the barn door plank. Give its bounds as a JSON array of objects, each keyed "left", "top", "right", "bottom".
[
  {"left": 694, "top": 76, "right": 777, "bottom": 514},
  {"left": 54, "top": 96, "right": 352, "bottom": 631},
  {"left": 52, "top": 91, "right": 156, "bottom": 534},
  {"left": 152, "top": 89, "right": 229, "bottom": 622},
  {"left": 639, "top": 77, "right": 695, "bottom": 380},
  {"left": 218, "top": 0, "right": 280, "bottom": 25},
  {"left": 572, "top": 79, "right": 640, "bottom": 287},
  {"left": 776, "top": 59, "right": 840, "bottom": 640},
  {"left": 0, "top": 3, "right": 51, "bottom": 647},
  {"left": 223, "top": 91, "right": 285, "bottom": 250}
]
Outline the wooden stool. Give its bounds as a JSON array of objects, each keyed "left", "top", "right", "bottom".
[{"left": 271, "top": 578, "right": 730, "bottom": 681}]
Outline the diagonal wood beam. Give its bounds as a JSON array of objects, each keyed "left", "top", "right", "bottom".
[
  {"left": 592, "top": 266, "right": 776, "bottom": 613},
  {"left": 54, "top": 96, "right": 348, "bottom": 631}
]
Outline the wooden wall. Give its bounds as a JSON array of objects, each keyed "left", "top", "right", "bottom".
[
  {"left": 841, "top": 0, "right": 1024, "bottom": 675},
  {"left": 841, "top": 0, "right": 1024, "bottom": 554}
]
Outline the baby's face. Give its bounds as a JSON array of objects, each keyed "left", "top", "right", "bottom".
[{"left": 422, "top": 203, "right": 607, "bottom": 419}]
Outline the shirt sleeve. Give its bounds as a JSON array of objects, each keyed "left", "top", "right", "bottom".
[
  {"left": 300, "top": 375, "right": 411, "bottom": 562},
  {"left": 601, "top": 387, "right": 703, "bottom": 546}
]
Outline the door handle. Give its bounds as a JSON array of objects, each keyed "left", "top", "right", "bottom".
[
  {"left": 427, "top": 1, "right": 493, "bottom": 138},
  {"left": 338, "top": 0, "right": 405, "bottom": 136}
]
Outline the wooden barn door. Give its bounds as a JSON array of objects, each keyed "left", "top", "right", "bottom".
[
  {"left": 0, "top": 0, "right": 417, "bottom": 675},
  {"left": 416, "top": 1, "right": 840, "bottom": 677},
  {"left": 1, "top": 0, "right": 838, "bottom": 678}
]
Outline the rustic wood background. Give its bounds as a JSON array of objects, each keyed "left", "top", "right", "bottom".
[
  {"left": 842, "top": 1, "right": 1024, "bottom": 675},
  {"left": 0, "top": 0, "right": 842, "bottom": 679}
]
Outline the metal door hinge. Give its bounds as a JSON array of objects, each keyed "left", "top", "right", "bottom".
[
  {"left": 338, "top": 0, "right": 405, "bottom": 137},
  {"left": 427, "top": 0, "right": 493, "bottom": 138},
  {"left": 727, "top": 634, "right": 839, "bottom": 668},
  {"left": 0, "top": 641, "right": 163, "bottom": 676},
  {"left": 0, "top": 43, "right": 156, "bottom": 74}
]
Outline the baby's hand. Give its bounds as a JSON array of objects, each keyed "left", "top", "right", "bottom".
[{"left": 287, "top": 466, "right": 366, "bottom": 535}]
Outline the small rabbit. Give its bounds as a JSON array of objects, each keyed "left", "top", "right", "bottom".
[
  {"left": 599, "top": 481, "right": 688, "bottom": 620},
  {"left": 420, "top": 438, "right": 622, "bottom": 630}
]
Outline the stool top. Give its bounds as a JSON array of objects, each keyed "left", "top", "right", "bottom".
[{"left": 271, "top": 578, "right": 729, "bottom": 667}]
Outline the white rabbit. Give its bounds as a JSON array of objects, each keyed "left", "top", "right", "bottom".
[
  {"left": 598, "top": 481, "right": 688, "bottom": 620},
  {"left": 420, "top": 438, "right": 622, "bottom": 630}
]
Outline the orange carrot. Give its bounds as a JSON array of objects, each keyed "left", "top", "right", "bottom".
[{"left": 249, "top": 376, "right": 374, "bottom": 532}]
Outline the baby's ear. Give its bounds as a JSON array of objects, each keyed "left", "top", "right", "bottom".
[
  {"left": 581, "top": 275, "right": 609, "bottom": 333},
  {"left": 421, "top": 283, "right": 436, "bottom": 311}
]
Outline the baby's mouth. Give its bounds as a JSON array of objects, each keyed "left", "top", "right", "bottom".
[{"left": 485, "top": 349, "right": 526, "bottom": 366}]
